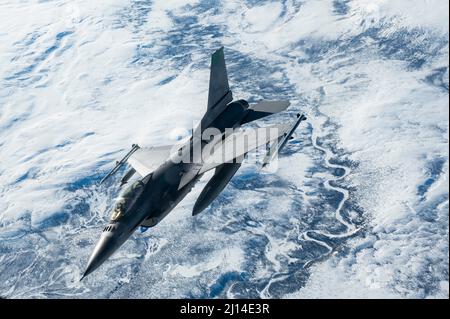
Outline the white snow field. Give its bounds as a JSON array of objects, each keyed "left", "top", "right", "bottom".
[{"left": 0, "top": 0, "right": 448, "bottom": 298}]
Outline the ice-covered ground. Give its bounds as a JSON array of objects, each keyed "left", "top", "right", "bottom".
[{"left": 0, "top": 0, "right": 448, "bottom": 298}]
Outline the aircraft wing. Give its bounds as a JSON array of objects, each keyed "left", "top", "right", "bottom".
[
  {"left": 198, "top": 122, "right": 293, "bottom": 174},
  {"left": 241, "top": 101, "right": 290, "bottom": 125},
  {"left": 127, "top": 145, "right": 174, "bottom": 177}
]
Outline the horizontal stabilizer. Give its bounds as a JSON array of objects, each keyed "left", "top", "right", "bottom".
[
  {"left": 250, "top": 100, "right": 290, "bottom": 113},
  {"left": 241, "top": 100, "right": 290, "bottom": 125}
]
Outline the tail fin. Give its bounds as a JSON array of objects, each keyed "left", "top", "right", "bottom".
[
  {"left": 207, "top": 47, "right": 232, "bottom": 110},
  {"left": 193, "top": 47, "right": 233, "bottom": 136}
]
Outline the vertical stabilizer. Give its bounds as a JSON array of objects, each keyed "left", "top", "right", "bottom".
[
  {"left": 194, "top": 47, "right": 233, "bottom": 135},
  {"left": 207, "top": 47, "right": 232, "bottom": 110}
]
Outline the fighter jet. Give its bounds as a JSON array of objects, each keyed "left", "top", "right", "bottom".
[{"left": 81, "top": 47, "right": 306, "bottom": 280}]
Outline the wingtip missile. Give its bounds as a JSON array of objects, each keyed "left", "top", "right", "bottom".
[
  {"left": 261, "top": 113, "right": 307, "bottom": 167},
  {"left": 99, "top": 144, "right": 140, "bottom": 185}
]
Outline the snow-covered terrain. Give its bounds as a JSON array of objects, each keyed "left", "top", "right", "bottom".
[{"left": 0, "top": 0, "right": 448, "bottom": 298}]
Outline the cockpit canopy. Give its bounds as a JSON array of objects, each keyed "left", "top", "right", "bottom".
[{"left": 110, "top": 180, "right": 145, "bottom": 221}]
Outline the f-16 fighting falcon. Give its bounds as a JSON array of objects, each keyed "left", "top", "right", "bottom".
[{"left": 81, "top": 47, "right": 307, "bottom": 280}]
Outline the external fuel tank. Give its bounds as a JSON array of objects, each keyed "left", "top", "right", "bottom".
[{"left": 192, "top": 162, "right": 242, "bottom": 215}]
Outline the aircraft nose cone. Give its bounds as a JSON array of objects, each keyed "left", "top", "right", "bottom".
[{"left": 81, "top": 233, "right": 117, "bottom": 280}]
